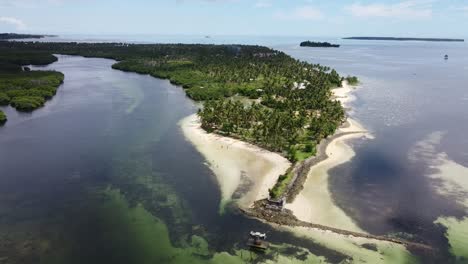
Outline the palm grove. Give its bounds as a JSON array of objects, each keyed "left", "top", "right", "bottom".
[{"left": 0, "top": 41, "right": 353, "bottom": 198}]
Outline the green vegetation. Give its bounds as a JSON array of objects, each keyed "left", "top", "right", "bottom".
[
  {"left": 1, "top": 41, "right": 343, "bottom": 100},
  {"left": 268, "top": 170, "right": 293, "bottom": 199},
  {"left": 194, "top": 51, "right": 345, "bottom": 199},
  {"left": 300, "top": 41, "right": 340, "bottom": 48},
  {"left": 345, "top": 76, "right": 359, "bottom": 85},
  {"left": 0, "top": 42, "right": 64, "bottom": 119},
  {"left": 0, "top": 71, "right": 64, "bottom": 111},
  {"left": 0, "top": 110, "right": 6, "bottom": 125},
  {"left": 0, "top": 41, "right": 346, "bottom": 199}
]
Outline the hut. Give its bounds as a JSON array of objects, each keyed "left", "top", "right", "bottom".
[{"left": 247, "top": 231, "right": 269, "bottom": 250}]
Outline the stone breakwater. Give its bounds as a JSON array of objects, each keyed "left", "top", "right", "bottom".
[{"left": 241, "top": 199, "right": 434, "bottom": 253}]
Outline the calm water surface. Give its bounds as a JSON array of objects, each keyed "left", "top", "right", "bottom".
[
  {"left": 0, "top": 55, "right": 342, "bottom": 263},
  {"left": 277, "top": 40, "right": 468, "bottom": 252},
  {"left": 2, "top": 36, "right": 468, "bottom": 262}
]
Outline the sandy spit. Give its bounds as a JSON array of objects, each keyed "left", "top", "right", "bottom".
[
  {"left": 180, "top": 114, "right": 291, "bottom": 210},
  {"left": 285, "top": 81, "right": 372, "bottom": 232}
]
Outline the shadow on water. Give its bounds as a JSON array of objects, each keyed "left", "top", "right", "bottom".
[{"left": 328, "top": 119, "right": 468, "bottom": 262}]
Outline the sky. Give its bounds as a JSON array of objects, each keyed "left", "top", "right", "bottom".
[{"left": 0, "top": 0, "right": 467, "bottom": 37}]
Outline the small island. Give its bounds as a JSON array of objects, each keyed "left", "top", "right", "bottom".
[
  {"left": 300, "top": 41, "right": 340, "bottom": 48},
  {"left": 343, "top": 37, "right": 464, "bottom": 42},
  {"left": 0, "top": 33, "right": 54, "bottom": 40}
]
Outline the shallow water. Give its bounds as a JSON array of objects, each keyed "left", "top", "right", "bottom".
[
  {"left": 2, "top": 35, "right": 467, "bottom": 262},
  {"left": 276, "top": 39, "right": 468, "bottom": 260},
  {"left": 0, "top": 55, "right": 351, "bottom": 263}
]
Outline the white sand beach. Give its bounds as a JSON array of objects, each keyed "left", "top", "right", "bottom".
[
  {"left": 181, "top": 80, "right": 371, "bottom": 233},
  {"left": 285, "top": 124, "right": 368, "bottom": 232},
  {"left": 285, "top": 81, "right": 371, "bottom": 232},
  {"left": 180, "top": 114, "right": 291, "bottom": 210},
  {"left": 332, "top": 81, "right": 357, "bottom": 106}
]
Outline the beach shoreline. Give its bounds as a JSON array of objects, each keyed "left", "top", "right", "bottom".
[
  {"left": 180, "top": 114, "right": 291, "bottom": 210},
  {"left": 180, "top": 81, "right": 371, "bottom": 231},
  {"left": 284, "top": 81, "right": 372, "bottom": 232}
]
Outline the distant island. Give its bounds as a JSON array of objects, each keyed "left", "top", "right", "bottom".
[
  {"left": 343, "top": 37, "right": 464, "bottom": 42},
  {"left": 0, "top": 33, "right": 55, "bottom": 40},
  {"left": 300, "top": 41, "right": 340, "bottom": 48}
]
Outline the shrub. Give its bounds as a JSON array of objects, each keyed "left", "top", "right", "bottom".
[
  {"left": 0, "top": 92, "right": 10, "bottom": 105},
  {"left": 10, "top": 96, "right": 45, "bottom": 111},
  {"left": 0, "top": 110, "right": 6, "bottom": 124},
  {"left": 345, "top": 76, "right": 359, "bottom": 85},
  {"left": 304, "top": 143, "right": 314, "bottom": 153}
]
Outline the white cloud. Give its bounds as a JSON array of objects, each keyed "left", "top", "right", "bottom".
[
  {"left": 0, "top": 16, "right": 27, "bottom": 30},
  {"left": 254, "top": 0, "right": 271, "bottom": 8},
  {"left": 275, "top": 5, "right": 324, "bottom": 20},
  {"left": 0, "top": 0, "right": 68, "bottom": 8},
  {"left": 347, "top": 0, "right": 433, "bottom": 19}
]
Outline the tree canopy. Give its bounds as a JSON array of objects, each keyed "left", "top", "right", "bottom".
[{"left": 0, "top": 40, "right": 349, "bottom": 198}]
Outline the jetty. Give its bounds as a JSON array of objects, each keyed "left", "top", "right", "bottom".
[{"left": 241, "top": 199, "right": 434, "bottom": 253}]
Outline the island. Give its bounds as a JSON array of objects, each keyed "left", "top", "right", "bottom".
[
  {"left": 300, "top": 41, "right": 340, "bottom": 48},
  {"left": 1, "top": 40, "right": 348, "bottom": 199},
  {"left": 0, "top": 33, "right": 55, "bottom": 40},
  {"left": 0, "top": 38, "right": 438, "bottom": 264},
  {"left": 343, "top": 36, "right": 465, "bottom": 42}
]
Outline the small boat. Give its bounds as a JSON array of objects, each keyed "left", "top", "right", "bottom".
[
  {"left": 445, "top": 54, "right": 448, "bottom": 60},
  {"left": 247, "top": 231, "right": 269, "bottom": 250}
]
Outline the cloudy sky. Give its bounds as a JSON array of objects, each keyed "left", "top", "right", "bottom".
[{"left": 1, "top": 0, "right": 467, "bottom": 37}]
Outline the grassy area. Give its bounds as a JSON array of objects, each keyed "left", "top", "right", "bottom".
[
  {"left": 293, "top": 142, "right": 317, "bottom": 162},
  {"left": 269, "top": 170, "right": 294, "bottom": 199},
  {"left": 269, "top": 142, "right": 316, "bottom": 199},
  {"left": 294, "top": 150, "right": 316, "bottom": 162}
]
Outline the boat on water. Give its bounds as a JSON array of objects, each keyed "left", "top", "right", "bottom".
[{"left": 247, "top": 231, "right": 269, "bottom": 250}]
